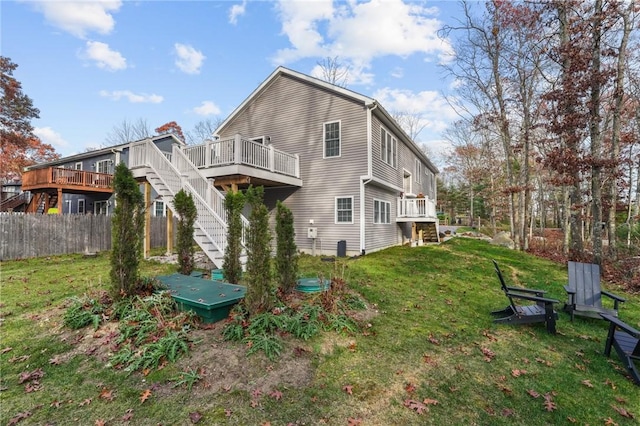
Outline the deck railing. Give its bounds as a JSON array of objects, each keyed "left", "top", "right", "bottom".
[
  {"left": 21, "top": 167, "right": 113, "bottom": 190},
  {"left": 182, "top": 135, "right": 300, "bottom": 178},
  {"left": 397, "top": 197, "right": 437, "bottom": 219}
]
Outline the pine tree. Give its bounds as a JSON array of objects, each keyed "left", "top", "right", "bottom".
[
  {"left": 223, "top": 190, "right": 244, "bottom": 284},
  {"left": 244, "top": 186, "right": 274, "bottom": 315},
  {"left": 275, "top": 200, "right": 298, "bottom": 294},
  {"left": 173, "top": 189, "right": 197, "bottom": 275},
  {"left": 110, "top": 163, "right": 144, "bottom": 299}
]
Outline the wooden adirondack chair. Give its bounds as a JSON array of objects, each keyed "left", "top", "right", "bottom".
[
  {"left": 600, "top": 313, "right": 640, "bottom": 385},
  {"left": 490, "top": 260, "right": 559, "bottom": 334},
  {"left": 563, "top": 261, "right": 626, "bottom": 321}
]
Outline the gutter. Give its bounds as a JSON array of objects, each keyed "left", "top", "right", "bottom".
[{"left": 359, "top": 102, "right": 378, "bottom": 255}]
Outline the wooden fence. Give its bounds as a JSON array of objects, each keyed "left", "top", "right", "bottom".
[{"left": 0, "top": 213, "right": 176, "bottom": 260}]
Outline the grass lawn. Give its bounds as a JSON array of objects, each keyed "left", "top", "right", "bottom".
[{"left": 1, "top": 238, "right": 638, "bottom": 425}]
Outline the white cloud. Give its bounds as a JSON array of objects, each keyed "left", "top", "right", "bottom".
[
  {"left": 174, "top": 43, "right": 205, "bottom": 74},
  {"left": 192, "top": 101, "right": 221, "bottom": 116},
  {"left": 272, "top": 0, "right": 454, "bottom": 72},
  {"left": 99, "top": 90, "right": 163, "bottom": 103},
  {"left": 373, "top": 87, "right": 457, "bottom": 138},
  {"left": 229, "top": 0, "right": 247, "bottom": 25},
  {"left": 31, "top": 0, "right": 122, "bottom": 39},
  {"left": 34, "top": 127, "right": 69, "bottom": 149},
  {"left": 390, "top": 67, "right": 404, "bottom": 79},
  {"left": 83, "top": 41, "right": 127, "bottom": 71}
]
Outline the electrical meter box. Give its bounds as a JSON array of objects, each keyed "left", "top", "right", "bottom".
[{"left": 307, "top": 227, "right": 317, "bottom": 238}]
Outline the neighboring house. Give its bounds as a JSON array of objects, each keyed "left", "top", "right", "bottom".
[
  {"left": 0, "top": 178, "right": 30, "bottom": 212},
  {"left": 20, "top": 134, "right": 180, "bottom": 215},
  {"left": 19, "top": 66, "right": 439, "bottom": 266}
]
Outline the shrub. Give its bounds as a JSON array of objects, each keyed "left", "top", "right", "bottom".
[
  {"left": 110, "top": 162, "right": 144, "bottom": 300},
  {"left": 223, "top": 191, "right": 245, "bottom": 284},
  {"left": 173, "top": 190, "right": 197, "bottom": 275},
  {"left": 275, "top": 200, "right": 299, "bottom": 294}
]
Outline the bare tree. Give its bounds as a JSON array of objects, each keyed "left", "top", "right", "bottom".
[
  {"left": 104, "top": 118, "right": 152, "bottom": 146},
  {"left": 316, "top": 56, "right": 350, "bottom": 87},
  {"left": 185, "top": 118, "right": 224, "bottom": 145},
  {"left": 392, "top": 111, "right": 427, "bottom": 141}
]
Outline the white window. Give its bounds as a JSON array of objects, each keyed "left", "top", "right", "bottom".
[
  {"left": 335, "top": 197, "right": 353, "bottom": 224},
  {"left": 78, "top": 199, "right": 85, "bottom": 214},
  {"left": 154, "top": 201, "right": 165, "bottom": 217},
  {"left": 96, "top": 160, "right": 110, "bottom": 174},
  {"left": 415, "top": 159, "right": 422, "bottom": 183},
  {"left": 65, "top": 200, "right": 72, "bottom": 214},
  {"left": 381, "top": 127, "right": 397, "bottom": 168},
  {"left": 373, "top": 199, "right": 391, "bottom": 224},
  {"left": 94, "top": 201, "right": 108, "bottom": 215},
  {"left": 324, "top": 121, "right": 341, "bottom": 158},
  {"left": 75, "top": 162, "right": 83, "bottom": 170},
  {"left": 403, "top": 170, "right": 412, "bottom": 195}
]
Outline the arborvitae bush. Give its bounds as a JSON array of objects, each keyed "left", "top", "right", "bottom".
[
  {"left": 275, "top": 200, "right": 298, "bottom": 294},
  {"left": 244, "top": 186, "right": 274, "bottom": 315},
  {"left": 173, "top": 189, "right": 197, "bottom": 275},
  {"left": 110, "top": 162, "right": 144, "bottom": 300},
  {"left": 223, "top": 190, "right": 244, "bottom": 284}
]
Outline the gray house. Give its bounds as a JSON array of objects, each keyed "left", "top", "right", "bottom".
[{"left": 20, "top": 67, "right": 439, "bottom": 265}]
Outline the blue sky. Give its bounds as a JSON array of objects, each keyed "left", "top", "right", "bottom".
[{"left": 3, "top": 0, "right": 463, "bottom": 164}]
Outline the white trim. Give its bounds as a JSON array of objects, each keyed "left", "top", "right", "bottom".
[
  {"left": 78, "top": 199, "right": 85, "bottom": 214},
  {"left": 380, "top": 126, "right": 397, "bottom": 169},
  {"left": 335, "top": 196, "right": 354, "bottom": 224},
  {"left": 403, "top": 169, "right": 413, "bottom": 195},
  {"left": 415, "top": 159, "right": 422, "bottom": 184},
  {"left": 75, "top": 162, "right": 83, "bottom": 170},
  {"left": 323, "top": 120, "right": 341, "bottom": 158}
]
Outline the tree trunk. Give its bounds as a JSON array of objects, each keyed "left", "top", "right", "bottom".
[{"left": 590, "top": 0, "right": 604, "bottom": 266}]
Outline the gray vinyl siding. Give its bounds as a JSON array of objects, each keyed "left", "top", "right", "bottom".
[
  {"left": 219, "top": 74, "right": 368, "bottom": 256},
  {"left": 364, "top": 184, "right": 402, "bottom": 253}
]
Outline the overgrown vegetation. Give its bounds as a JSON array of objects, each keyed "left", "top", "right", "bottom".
[
  {"left": 173, "top": 189, "right": 197, "bottom": 275},
  {"left": 275, "top": 200, "right": 299, "bottom": 294},
  {"left": 110, "top": 162, "right": 145, "bottom": 300},
  {"left": 222, "top": 190, "right": 244, "bottom": 284}
]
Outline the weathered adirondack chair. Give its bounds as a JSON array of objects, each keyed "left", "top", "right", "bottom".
[
  {"left": 563, "top": 261, "right": 626, "bottom": 321},
  {"left": 600, "top": 313, "right": 640, "bottom": 385},
  {"left": 490, "top": 260, "right": 559, "bottom": 334}
]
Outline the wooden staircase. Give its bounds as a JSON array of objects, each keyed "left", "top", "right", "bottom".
[
  {"left": 416, "top": 222, "right": 440, "bottom": 243},
  {"left": 0, "top": 193, "right": 31, "bottom": 212}
]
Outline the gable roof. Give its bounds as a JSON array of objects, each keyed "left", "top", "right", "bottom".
[
  {"left": 216, "top": 66, "right": 438, "bottom": 174},
  {"left": 24, "top": 134, "right": 184, "bottom": 171}
]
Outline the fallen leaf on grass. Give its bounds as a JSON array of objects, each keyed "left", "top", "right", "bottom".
[
  {"left": 8, "top": 355, "right": 30, "bottom": 363},
  {"left": 1, "top": 347, "right": 12, "bottom": 354},
  {"left": 574, "top": 363, "right": 586, "bottom": 372},
  {"left": 481, "top": 347, "right": 495, "bottom": 362},
  {"left": 224, "top": 409, "right": 232, "bottom": 417},
  {"left": 8, "top": 411, "right": 32, "bottom": 425},
  {"left": 122, "top": 409, "right": 134, "bottom": 421},
  {"left": 567, "top": 417, "right": 577, "bottom": 423},
  {"left": 543, "top": 393, "right": 557, "bottom": 412},
  {"left": 79, "top": 398, "right": 92, "bottom": 406},
  {"left": 251, "top": 388, "right": 262, "bottom": 399},
  {"left": 511, "top": 369, "right": 526, "bottom": 378},
  {"left": 140, "top": 389, "right": 152, "bottom": 404},
  {"left": 189, "top": 411, "right": 203, "bottom": 423},
  {"left": 535, "top": 357, "right": 552, "bottom": 367},
  {"left": 49, "top": 356, "right": 63, "bottom": 365},
  {"left": 605, "top": 379, "right": 616, "bottom": 389},
  {"left": 423, "top": 398, "right": 439, "bottom": 406},
  {"left": 347, "top": 417, "right": 362, "bottom": 425},
  {"left": 611, "top": 405, "right": 634, "bottom": 419},
  {"left": 604, "top": 417, "right": 618, "bottom": 426},
  {"left": 343, "top": 385, "right": 353, "bottom": 395},
  {"left": 50, "top": 400, "right": 62, "bottom": 408},
  {"left": 99, "top": 388, "right": 115, "bottom": 401},
  {"left": 18, "top": 368, "right": 44, "bottom": 384},
  {"left": 502, "top": 408, "right": 515, "bottom": 417},
  {"left": 95, "top": 420, "right": 106, "bottom": 426},
  {"left": 269, "top": 390, "right": 283, "bottom": 400},
  {"left": 250, "top": 400, "right": 259, "bottom": 408},
  {"left": 581, "top": 379, "right": 593, "bottom": 388},
  {"left": 403, "top": 399, "right": 428, "bottom": 415},
  {"left": 405, "top": 383, "right": 416, "bottom": 394},
  {"left": 527, "top": 389, "right": 540, "bottom": 398},
  {"left": 428, "top": 334, "right": 440, "bottom": 345}
]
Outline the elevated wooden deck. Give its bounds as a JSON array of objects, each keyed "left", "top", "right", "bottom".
[{"left": 21, "top": 167, "right": 114, "bottom": 194}]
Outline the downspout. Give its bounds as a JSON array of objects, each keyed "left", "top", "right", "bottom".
[{"left": 360, "top": 102, "right": 377, "bottom": 255}]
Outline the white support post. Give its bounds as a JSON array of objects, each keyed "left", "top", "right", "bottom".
[
  {"left": 234, "top": 134, "right": 242, "bottom": 165},
  {"left": 294, "top": 154, "right": 300, "bottom": 178},
  {"left": 269, "top": 145, "right": 275, "bottom": 172}
]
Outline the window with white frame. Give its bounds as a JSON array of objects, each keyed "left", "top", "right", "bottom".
[
  {"left": 96, "top": 160, "right": 110, "bottom": 174},
  {"left": 324, "top": 121, "right": 341, "bottom": 158},
  {"left": 78, "top": 199, "right": 85, "bottom": 214},
  {"left": 381, "top": 127, "right": 397, "bottom": 168},
  {"left": 94, "top": 200, "right": 108, "bottom": 215},
  {"left": 75, "top": 162, "right": 83, "bottom": 170},
  {"left": 335, "top": 197, "right": 353, "bottom": 224},
  {"left": 415, "top": 159, "right": 422, "bottom": 183},
  {"left": 154, "top": 201, "right": 165, "bottom": 217},
  {"left": 373, "top": 199, "right": 391, "bottom": 224}
]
